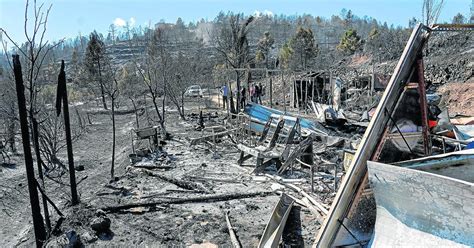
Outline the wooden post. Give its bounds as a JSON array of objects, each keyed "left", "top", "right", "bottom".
[
  {"left": 12, "top": 55, "right": 47, "bottom": 247},
  {"left": 269, "top": 70, "right": 273, "bottom": 108},
  {"left": 299, "top": 78, "right": 303, "bottom": 111},
  {"left": 236, "top": 70, "right": 241, "bottom": 112},
  {"left": 370, "top": 65, "right": 375, "bottom": 97},
  {"left": 57, "top": 60, "right": 79, "bottom": 205},
  {"left": 283, "top": 73, "right": 287, "bottom": 113},
  {"left": 225, "top": 211, "right": 241, "bottom": 248},
  {"left": 305, "top": 78, "right": 309, "bottom": 112},
  {"left": 322, "top": 74, "right": 326, "bottom": 104}
]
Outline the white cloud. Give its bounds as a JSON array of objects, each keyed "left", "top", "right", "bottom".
[
  {"left": 254, "top": 10, "right": 274, "bottom": 17},
  {"left": 113, "top": 17, "right": 126, "bottom": 27},
  {"left": 129, "top": 17, "right": 136, "bottom": 27},
  {"left": 263, "top": 10, "right": 274, "bottom": 16}
]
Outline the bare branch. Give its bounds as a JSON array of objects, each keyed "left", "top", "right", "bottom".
[{"left": 0, "top": 29, "right": 27, "bottom": 57}]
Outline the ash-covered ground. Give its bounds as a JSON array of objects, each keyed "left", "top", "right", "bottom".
[{"left": 1, "top": 97, "right": 351, "bottom": 247}]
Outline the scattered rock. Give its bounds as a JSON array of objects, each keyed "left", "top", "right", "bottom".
[
  {"left": 90, "top": 216, "right": 111, "bottom": 234},
  {"left": 95, "top": 209, "right": 106, "bottom": 217},
  {"left": 75, "top": 165, "right": 85, "bottom": 171},
  {"left": 189, "top": 241, "right": 218, "bottom": 248},
  {"left": 45, "top": 234, "right": 69, "bottom": 247},
  {"left": 81, "top": 231, "right": 98, "bottom": 243}
]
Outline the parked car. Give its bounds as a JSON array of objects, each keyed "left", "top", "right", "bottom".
[{"left": 184, "top": 85, "right": 203, "bottom": 97}]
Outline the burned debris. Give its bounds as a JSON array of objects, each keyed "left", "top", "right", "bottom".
[
  {"left": 316, "top": 23, "right": 474, "bottom": 247},
  {"left": 1, "top": 1, "right": 473, "bottom": 247}
]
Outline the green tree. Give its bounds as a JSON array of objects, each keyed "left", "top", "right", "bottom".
[
  {"left": 471, "top": 0, "right": 474, "bottom": 24},
  {"left": 287, "top": 27, "right": 318, "bottom": 70},
  {"left": 337, "top": 28, "right": 363, "bottom": 54},
  {"left": 452, "top": 13, "right": 466, "bottom": 24},
  {"left": 278, "top": 42, "right": 293, "bottom": 69},
  {"left": 408, "top": 17, "right": 418, "bottom": 28}
]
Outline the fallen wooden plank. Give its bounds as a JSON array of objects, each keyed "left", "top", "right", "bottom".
[
  {"left": 285, "top": 183, "right": 329, "bottom": 215},
  {"left": 141, "top": 168, "right": 209, "bottom": 192},
  {"left": 264, "top": 174, "right": 329, "bottom": 215},
  {"left": 102, "top": 191, "right": 273, "bottom": 212},
  {"left": 302, "top": 197, "right": 323, "bottom": 220},
  {"left": 133, "top": 164, "right": 174, "bottom": 170},
  {"left": 225, "top": 211, "right": 242, "bottom": 248},
  {"left": 186, "top": 176, "right": 245, "bottom": 184}
]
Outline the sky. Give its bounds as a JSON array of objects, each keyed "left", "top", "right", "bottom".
[{"left": 0, "top": 0, "right": 471, "bottom": 46}]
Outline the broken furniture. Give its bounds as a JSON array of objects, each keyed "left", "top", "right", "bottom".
[
  {"left": 236, "top": 113, "right": 316, "bottom": 174},
  {"left": 237, "top": 114, "right": 299, "bottom": 171},
  {"left": 130, "top": 126, "right": 161, "bottom": 162},
  {"left": 189, "top": 125, "right": 237, "bottom": 146}
]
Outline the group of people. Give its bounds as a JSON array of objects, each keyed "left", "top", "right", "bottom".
[
  {"left": 249, "top": 83, "right": 264, "bottom": 104},
  {"left": 221, "top": 83, "right": 264, "bottom": 110}
]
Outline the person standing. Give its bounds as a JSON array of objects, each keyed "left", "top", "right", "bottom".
[
  {"left": 221, "top": 84, "right": 228, "bottom": 110},
  {"left": 250, "top": 84, "right": 256, "bottom": 103},
  {"left": 241, "top": 86, "right": 247, "bottom": 109},
  {"left": 255, "top": 83, "right": 262, "bottom": 104}
]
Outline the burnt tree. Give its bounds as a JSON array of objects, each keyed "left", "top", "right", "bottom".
[
  {"left": 13, "top": 54, "right": 47, "bottom": 247},
  {"left": 55, "top": 60, "right": 79, "bottom": 205}
]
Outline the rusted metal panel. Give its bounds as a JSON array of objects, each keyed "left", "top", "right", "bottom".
[{"left": 367, "top": 161, "right": 474, "bottom": 247}]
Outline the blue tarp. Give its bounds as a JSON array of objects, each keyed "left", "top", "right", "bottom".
[{"left": 243, "top": 103, "right": 328, "bottom": 136}]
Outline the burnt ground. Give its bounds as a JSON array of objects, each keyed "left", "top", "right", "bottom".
[{"left": 0, "top": 96, "right": 333, "bottom": 247}]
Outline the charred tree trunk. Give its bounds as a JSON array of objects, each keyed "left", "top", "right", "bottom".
[
  {"left": 228, "top": 82, "right": 236, "bottom": 114},
  {"left": 162, "top": 85, "right": 166, "bottom": 123},
  {"left": 130, "top": 98, "right": 140, "bottom": 129},
  {"left": 99, "top": 83, "right": 107, "bottom": 110},
  {"left": 57, "top": 60, "right": 79, "bottom": 205},
  {"left": 111, "top": 97, "right": 116, "bottom": 180},
  {"left": 236, "top": 71, "right": 241, "bottom": 112},
  {"left": 97, "top": 59, "right": 108, "bottom": 110},
  {"left": 151, "top": 94, "right": 166, "bottom": 133},
  {"left": 74, "top": 106, "right": 83, "bottom": 129},
  {"left": 181, "top": 92, "right": 185, "bottom": 120},
  {"left": 13, "top": 54, "right": 47, "bottom": 247},
  {"left": 7, "top": 120, "right": 16, "bottom": 153}
]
